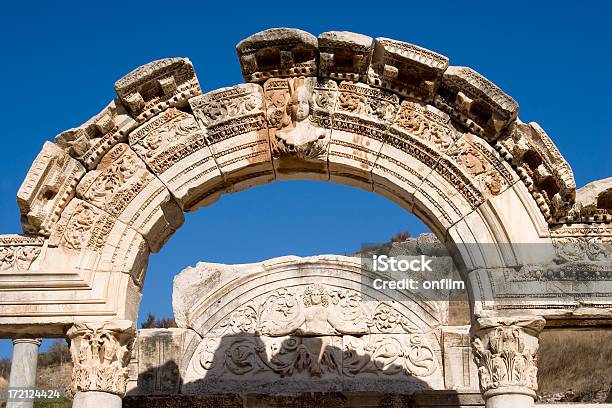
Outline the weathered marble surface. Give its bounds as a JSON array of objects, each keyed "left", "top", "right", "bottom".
[{"left": 0, "top": 29, "right": 609, "bottom": 408}]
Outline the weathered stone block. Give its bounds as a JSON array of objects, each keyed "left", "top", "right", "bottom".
[
  {"left": 435, "top": 66, "right": 518, "bottom": 142},
  {"left": 237, "top": 28, "right": 318, "bottom": 82},
  {"left": 190, "top": 83, "right": 273, "bottom": 193},
  {"left": 372, "top": 100, "right": 460, "bottom": 210},
  {"left": 497, "top": 120, "right": 575, "bottom": 220},
  {"left": 368, "top": 38, "right": 448, "bottom": 102},
  {"left": 328, "top": 81, "right": 399, "bottom": 190},
  {"left": 318, "top": 31, "right": 373, "bottom": 81},
  {"left": 55, "top": 99, "right": 137, "bottom": 170},
  {"left": 17, "top": 142, "right": 86, "bottom": 236},
  {"left": 115, "top": 58, "right": 201, "bottom": 122}
]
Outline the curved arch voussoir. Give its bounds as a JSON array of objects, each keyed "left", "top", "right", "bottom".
[{"left": 3, "top": 27, "right": 609, "bottom": 335}]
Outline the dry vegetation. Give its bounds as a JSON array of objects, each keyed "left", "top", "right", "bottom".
[{"left": 538, "top": 329, "right": 612, "bottom": 402}]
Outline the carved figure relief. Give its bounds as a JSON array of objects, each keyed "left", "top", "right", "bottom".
[
  {"left": 265, "top": 77, "right": 330, "bottom": 160},
  {"left": 77, "top": 144, "right": 140, "bottom": 207},
  {"left": 214, "top": 284, "right": 424, "bottom": 337},
  {"left": 0, "top": 235, "right": 43, "bottom": 271},
  {"left": 446, "top": 136, "right": 512, "bottom": 197},
  {"left": 185, "top": 283, "right": 439, "bottom": 391},
  {"left": 129, "top": 108, "right": 206, "bottom": 176},
  {"left": 191, "top": 83, "right": 267, "bottom": 145},
  {"left": 395, "top": 101, "right": 457, "bottom": 152}
]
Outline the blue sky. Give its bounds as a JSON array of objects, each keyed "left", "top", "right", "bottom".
[{"left": 0, "top": 1, "right": 610, "bottom": 358}]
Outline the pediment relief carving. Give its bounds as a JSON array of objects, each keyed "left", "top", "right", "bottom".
[{"left": 211, "top": 284, "right": 423, "bottom": 337}]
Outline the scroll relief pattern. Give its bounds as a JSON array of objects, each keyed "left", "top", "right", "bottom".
[
  {"left": 189, "top": 284, "right": 438, "bottom": 382},
  {"left": 510, "top": 235, "right": 612, "bottom": 281}
]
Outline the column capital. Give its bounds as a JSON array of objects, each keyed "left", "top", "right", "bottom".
[
  {"left": 12, "top": 338, "right": 42, "bottom": 347},
  {"left": 470, "top": 315, "right": 545, "bottom": 398},
  {"left": 66, "top": 320, "right": 135, "bottom": 396}
]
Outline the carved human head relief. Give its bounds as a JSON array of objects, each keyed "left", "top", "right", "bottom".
[{"left": 288, "top": 77, "right": 312, "bottom": 122}]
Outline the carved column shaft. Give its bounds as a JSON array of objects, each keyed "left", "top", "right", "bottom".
[
  {"left": 67, "top": 320, "right": 134, "bottom": 408},
  {"left": 7, "top": 338, "right": 41, "bottom": 408},
  {"left": 471, "top": 316, "right": 545, "bottom": 408}
]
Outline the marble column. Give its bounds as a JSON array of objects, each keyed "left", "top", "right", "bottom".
[
  {"left": 471, "top": 316, "right": 545, "bottom": 408},
  {"left": 67, "top": 320, "right": 134, "bottom": 408},
  {"left": 7, "top": 338, "right": 42, "bottom": 408}
]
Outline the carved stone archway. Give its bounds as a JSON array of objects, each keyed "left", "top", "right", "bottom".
[{"left": 0, "top": 28, "right": 610, "bottom": 408}]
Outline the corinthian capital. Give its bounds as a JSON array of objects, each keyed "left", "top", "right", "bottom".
[
  {"left": 67, "top": 320, "right": 134, "bottom": 396},
  {"left": 470, "top": 316, "right": 545, "bottom": 397}
]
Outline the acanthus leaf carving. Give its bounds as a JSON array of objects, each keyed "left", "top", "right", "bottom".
[
  {"left": 471, "top": 317, "right": 544, "bottom": 396},
  {"left": 67, "top": 320, "right": 135, "bottom": 396}
]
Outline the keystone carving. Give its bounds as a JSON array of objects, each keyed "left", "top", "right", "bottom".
[
  {"left": 67, "top": 320, "right": 134, "bottom": 396},
  {"left": 471, "top": 317, "right": 544, "bottom": 396},
  {"left": 17, "top": 142, "right": 86, "bottom": 236},
  {"left": 264, "top": 77, "right": 336, "bottom": 175}
]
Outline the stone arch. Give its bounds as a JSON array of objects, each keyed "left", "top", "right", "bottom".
[{"left": 1, "top": 26, "right": 611, "bottom": 407}]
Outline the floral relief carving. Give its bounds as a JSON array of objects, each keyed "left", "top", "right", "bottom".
[
  {"left": 215, "top": 284, "right": 425, "bottom": 337},
  {"left": 133, "top": 110, "right": 200, "bottom": 160},
  {"left": 60, "top": 204, "right": 96, "bottom": 250},
  {"left": 344, "top": 334, "right": 437, "bottom": 377},
  {"left": 195, "top": 335, "right": 342, "bottom": 379},
  {"left": 395, "top": 101, "right": 457, "bottom": 152},
  {"left": 77, "top": 144, "right": 140, "bottom": 206},
  {"left": 186, "top": 283, "right": 440, "bottom": 386},
  {"left": 67, "top": 320, "right": 134, "bottom": 396},
  {"left": 552, "top": 236, "right": 612, "bottom": 263}
]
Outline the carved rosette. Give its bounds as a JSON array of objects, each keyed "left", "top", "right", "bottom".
[
  {"left": 470, "top": 317, "right": 545, "bottom": 398},
  {"left": 67, "top": 320, "right": 135, "bottom": 396}
]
